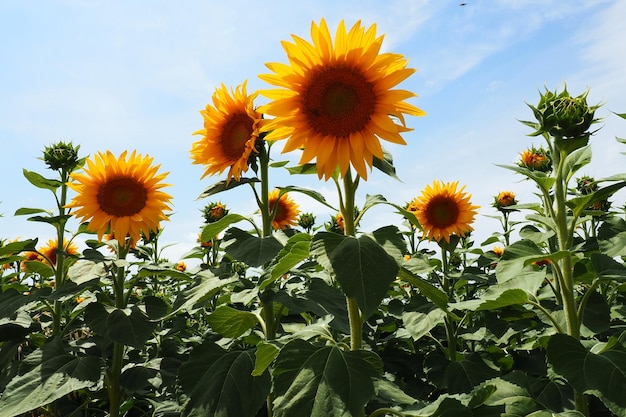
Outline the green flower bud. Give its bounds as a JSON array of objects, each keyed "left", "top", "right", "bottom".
[
  {"left": 41, "top": 141, "right": 82, "bottom": 172},
  {"left": 203, "top": 202, "right": 228, "bottom": 223},
  {"left": 297, "top": 212, "right": 316, "bottom": 232},
  {"left": 525, "top": 86, "right": 601, "bottom": 140}
]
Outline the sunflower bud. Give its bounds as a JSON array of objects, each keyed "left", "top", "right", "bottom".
[
  {"left": 527, "top": 86, "right": 601, "bottom": 140},
  {"left": 518, "top": 147, "right": 552, "bottom": 172},
  {"left": 41, "top": 141, "right": 82, "bottom": 172},
  {"left": 297, "top": 212, "right": 316, "bottom": 232},
  {"left": 493, "top": 191, "right": 517, "bottom": 211},
  {"left": 203, "top": 202, "right": 228, "bottom": 223}
]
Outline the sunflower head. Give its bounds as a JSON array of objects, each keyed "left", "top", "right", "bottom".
[
  {"left": 259, "top": 18, "right": 425, "bottom": 180},
  {"left": 576, "top": 175, "right": 597, "bottom": 195},
  {"left": 39, "top": 238, "right": 79, "bottom": 266},
  {"left": 410, "top": 180, "right": 479, "bottom": 243},
  {"left": 66, "top": 150, "right": 173, "bottom": 245},
  {"left": 268, "top": 189, "right": 300, "bottom": 230},
  {"left": 191, "top": 81, "right": 262, "bottom": 182}
]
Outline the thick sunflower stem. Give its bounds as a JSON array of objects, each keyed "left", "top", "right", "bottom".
[
  {"left": 341, "top": 171, "right": 363, "bottom": 351},
  {"left": 552, "top": 146, "right": 588, "bottom": 416},
  {"left": 440, "top": 247, "right": 457, "bottom": 361},
  {"left": 108, "top": 250, "right": 129, "bottom": 417},
  {"left": 259, "top": 141, "right": 272, "bottom": 239}
]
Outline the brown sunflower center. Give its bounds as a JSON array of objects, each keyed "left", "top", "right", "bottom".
[
  {"left": 425, "top": 196, "right": 459, "bottom": 228},
  {"left": 97, "top": 177, "right": 148, "bottom": 217},
  {"left": 303, "top": 65, "right": 376, "bottom": 138},
  {"left": 221, "top": 113, "right": 254, "bottom": 160}
]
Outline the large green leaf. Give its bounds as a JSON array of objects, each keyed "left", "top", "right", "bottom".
[
  {"left": 562, "top": 145, "right": 591, "bottom": 181},
  {"left": 200, "top": 213, "right": 250, "bottom": 242},
  {"left": 179, "top": 341, "right": 270, "bottom": 417},
  {"left": 547, "top": 333, "right": 626, "bottom": 413},
  {"left": 444, "top": 354, "right": 498, "bottom": 394},
  {"left": 171, "top": 270, "right": 239, "bottom": 313},
  {"left": 84, "top": 303, "right": 157, "bottom": 349},
  {"left": 566, "top": 181, "right": 626, "bottom": 218},
  {"left": 267, "top": 232, "right": 312, "bottom": 283},
  {"left": 206, "top": 305, "right": 259, "bottom": 338},
  {"left": 311, "top": 229, "right": 399, "bottom": 317},
  {"left": 597, "top": 216, "right": 626, "bottom": 257},
  {"left": 398, "top": 267, "right": 448, "bottom": 311},
  {"left": 590, "top": 252, "right": 626, "bottom": 280},
  {"left": 223, "top": 227, "right": 283, "bottom": 267},
  {"left": 277, "top": 186, "right": 338, "bottom": 211},
  {"left": 450, "top": 269, "right": 545, "bottom": 312},
  {"left": 0, "top": 338, "right": 100, "bottom": 417},
  {"left": 0, "top": 239, "right": 38, "bottom": 256},
  {"left": 272, "top": 339, "right": 382, "bottom": 417}
]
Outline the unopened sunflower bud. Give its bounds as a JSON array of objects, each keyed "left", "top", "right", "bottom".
[{"left": 42, "top": 141, "right": 81, "bottom": 171}]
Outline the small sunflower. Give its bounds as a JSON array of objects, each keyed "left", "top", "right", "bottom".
[
  {"left": 268, "top": 189, "right": 300, "bottom": 230},
  {"left": 259, "top": 19, "right": 425, "bottom": 180},
  {"left": 191, "top": 81, "right": 262, "bottom": 182},
  {"left": 66, "top": 150, "right": 172, "bottom": 244},
  {"left": 519, "top": 147, "right": 551, "bottom": 172},
  {"left": 39, "top": 238, "right": 79, "bottom": 266},
  {"left": 493, "top": 191, "right": 517, "bottom": 211},
  {"left": 410, "top": 180, "right": 479, "bottom": 243}
]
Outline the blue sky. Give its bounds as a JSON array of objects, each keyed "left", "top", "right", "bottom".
[{"left": 1, "top": 0, "right": 625, "bottom": 261}]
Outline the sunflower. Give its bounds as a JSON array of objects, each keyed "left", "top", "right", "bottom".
[
  {"left": 191, "top": 81, "right": 262, "bottom": 182},
  {"left": 39, "top": 238, "right": 79, "bottom": 266},
  {"left": 66, "top": 150, "right": 172, "bottom": 244},
  {"left": 493, "top": 190, "right": 517, "bottom": 211},
  {"left": 410, "top": 180, "right": 479, "bottom": 243},
  {"left": 268, "top": 189, "right": 300, "bottom": 230},
  {"left": 259, "top": 19, "right": 425, "bottom": 180}
]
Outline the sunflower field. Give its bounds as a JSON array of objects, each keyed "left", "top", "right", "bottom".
[{"left": 1, "top": 18, "right": 626, "bottom": 417}]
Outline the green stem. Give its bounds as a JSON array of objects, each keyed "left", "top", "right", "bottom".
[
  {"left": 526, "top": 299, "right": 565, "bottom": 334},
  {"left": 342, "top": 171, "right": 362, "bottom": 351},
  {"left": 108, "top": 249, "right": 128, "bottom": 417},
  {"left": 553, "top": 148, "right": 580, "bottom": 339},
  {"left": 259, "top": 141, "right": 272, "bottom": 238},
  {"left": 52, "top": 168, "right": 70, "bottom": 336},
  {"left": 368, "top": 408, "right": 405, "bottom": 417},
  {"left": 440, "top": 247, "right": 458, "bottom": 361}
]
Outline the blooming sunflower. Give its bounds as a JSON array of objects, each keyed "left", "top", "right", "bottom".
[
  {"left": 191, "top": 81, "right": 262, "bottom": 182},
  {"left": 410, "top": 180, "right": 479, "bottom": 243},
  {"left": 268, "top": 189, "right": 300, "bottom": 230},
  {"left": 259, "top": 19, "right": 425, "bottom": 180},
  {"left": 66, "top": 150, "right": 172, "bottom": 244},
  {"left": 39, "top": 238, "right": 79, "bottom": 266}
]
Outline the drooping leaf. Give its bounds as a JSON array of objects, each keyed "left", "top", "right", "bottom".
[
  {"left": 197, "top": 177, "right": 260, "bottom": 199},
  {"left": 0, "top": 338, "right": 100, "bottom": 417},
  {"left": 311, "top": 230, "right": 399, "bottom": 318},
  {"left": 597, "top": 216, "right": 626, "bottom": 257},
  {"left": 223, "top": 227, "right": 283, "bottom": 267},
  {"left": 547, "top": 333, "right": 626, "bottom": 413},
  {"left": 179, "top": 341, "right": 270, "bottom": 417},
  {"left": 398, "top": 267, "right": 448, "bottom": 311},
  {"left": 373, "top": 148, "right": 401, "bottom": 180},
  {"left": 277, "top": 185, "right": 338, "bottom": 211},
  {"left": 14, "top": 207, "right": 50, "bottom": 216},
  {"left": 84, "top": 303, "right": 157, "bottom": 349},
  {"left": 443, "top": 354, "right": 499, "bottom": 394},
  {"left": 272, "top": 339, "right": 382, "bottom": 417}
]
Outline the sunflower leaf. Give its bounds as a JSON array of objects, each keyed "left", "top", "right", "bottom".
[
  {"left": 197, "top": 177, "right": 260, "bottom": 199},
  {"left": 22, "top": 169, "right": 63, "bottom": 192},
  {"left": 373, "top": 149, "right": 401, "bottom": 181},
  {"left": 277, "top": 185, "right": 338, "bottom": 211}
]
